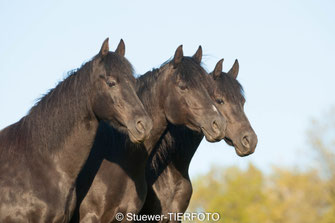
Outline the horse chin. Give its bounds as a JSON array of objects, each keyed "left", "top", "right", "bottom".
[
  {"left": 224, "top": 137, "right": 252, "bottom": 157},
  {"left": 110, "top": 119, "right": 145, "bottom": 144},
  {"left": 202, "top": 128, "right": 221, "bottom": 143},
  {"left": 127, "top": 129, "right": 144, "bottom": 144},
  {"left": 204, "top": 135, "right": 217, "bottom": 142},
  {"left": 234, "top": 147, "right": 252, "bottom": 157},
  {"left": 107, "top": 119, "right": 126, "bottom": 132},
  {"left": 185, "top": 123, "right": 202, "bottom": 133},
  {"left": 224, "top": 137, "right": 234, "bottom": 146}
]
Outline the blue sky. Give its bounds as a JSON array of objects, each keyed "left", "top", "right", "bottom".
[{"left": 0, "top": 0, "right": 334, "bottom": 177}]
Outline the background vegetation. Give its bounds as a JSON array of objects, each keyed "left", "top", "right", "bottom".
[{"left": 188, "top": 108, "right": 335, "bottom": 223}]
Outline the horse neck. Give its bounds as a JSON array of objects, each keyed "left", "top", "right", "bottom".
[
  {"left": 170, "top": 126, "right": 204, "bottom": 171},
  {"left": 147, "top": 125, "right": 203, "bottom": 184},
  {"left": 24, "top": 68, "right": 99, "bottom": 179},
  {"left": 137, "top": 67, "right": 170, "bottom": 152}
]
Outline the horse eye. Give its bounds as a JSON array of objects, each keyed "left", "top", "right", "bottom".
[
  {"left": 216, "top": 98, "right": 224, "bottom": 104},
  {"left": 179, "top": 84, "right": 187, "bottom": 91},
  {"left": 107, "top": 81, "right": 116, "bottom": 87}
]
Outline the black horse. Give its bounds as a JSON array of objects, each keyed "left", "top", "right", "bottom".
[
  {"left": 70, "top": 46, "right": 226, "bottom": 222},
  {"left": 138, "top": 59, "right": 258, "bottom": 223},
  {"left": 0, "top": 39, "right": 152, "bottom": 222}
]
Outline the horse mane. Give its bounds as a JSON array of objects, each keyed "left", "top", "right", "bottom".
[
  {"left": 136, "top": 68, "right": 160, "bottom": 98},
  {"left": 137, "top": 56, "right": 209, "bottom": 95},
  {"left": 147, "top": 123, "right": 203, "bottom": 184},
  {"left": 134, "top": 59, "right": 173, "bottom": 120},
  {"left": 136, "top": 56, "right": 211, "bottom": 116},
  {"left": 102, "top": 52, "right": 135, "bottom": 81},
  {"left": 211, "top": 72, "right": 245, "bottom": 104},
  {"left": 147, "top": 126, "right": 176, "bottom": 178},
  {"left": 136, "top": 57, "right": 173, "bottom": 94},
  {"left": 0, "top": 61, "right": 93, "bottom": 159},
  {"left": 175, "top": 57, "right": 211, "bottom": 90}
]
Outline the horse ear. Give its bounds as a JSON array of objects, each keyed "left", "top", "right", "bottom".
[
  {"left": 228, "top": 59, "right": 239, "bottom": 79},
  {"left": 213, "top": 59, "right": 224, "bottom": 79},
  {"left": 192, "top": 45, "right": 202, "bottom": 64},
  {"left": 173, "top": 45, "right": 183, "bottom": 68},
  {"left": 99, "top": 38, "right": 109, "bottom": 57},
  {"left": 115, "top": 39, "right": 125, "bottom": 57}
]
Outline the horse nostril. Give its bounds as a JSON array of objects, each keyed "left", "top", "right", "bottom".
[
  {"left": 212, "top": 120, "right": 219, "bottom": 132},
  {"left": 242, "top": 134, "right": 251, "bottom": 148},
  {"left": 239, "top": 130, "right": 258, "bottom": 154},
  {"left": 136, "top": 120, "right": 145, "bottom": 133}
]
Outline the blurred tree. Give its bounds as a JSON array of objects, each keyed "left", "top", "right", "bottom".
[
  {"left": 189, "top": 165, "right": 327, "bottom": 223},
  {"left": 189, "top": 164, "right": 267, "bottom": 223},
  {"left": 308, "top": 107, "right": 335, "bottom": 177},
  {"left": 187, "top": 108, "right": 335, "bottom": 223},
  {"left": 307, "top": 107, "right": 335, "bottom": 223},
  {"left": 266, "top": 168, "right": 327, "bottom": 223}
]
